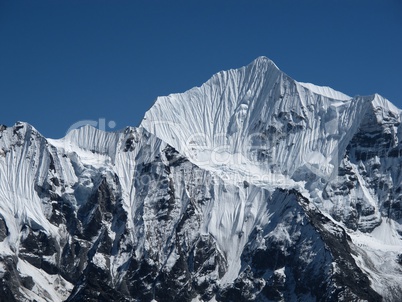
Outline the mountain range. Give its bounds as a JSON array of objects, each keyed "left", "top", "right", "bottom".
[{"left": 1, "top": 57, "right": 401, "bottom": 301}]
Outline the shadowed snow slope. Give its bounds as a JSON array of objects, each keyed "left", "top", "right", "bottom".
[{"left": 1, "top": 57, "right": 402, "bottom": 301}]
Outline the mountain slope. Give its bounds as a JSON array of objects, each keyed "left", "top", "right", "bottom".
[
  {"left": 141, "top": 57, "right": 366, "bottom": 181},
  {"left": 142, "top": 57, "right": 402, "bottom": 300},
  {"left": 1, "top": 57, "right": 402, "bottom": 301}
]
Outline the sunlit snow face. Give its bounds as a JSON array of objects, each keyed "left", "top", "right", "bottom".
[
  {"left": 59, "top": 104, "right": 341, "bottom": 189},
  {"left": 65, "top": 118, "right": 117, "bottom": 135},
  {"left": 137, "top": 116, "right": 340, "bottom": 186}
]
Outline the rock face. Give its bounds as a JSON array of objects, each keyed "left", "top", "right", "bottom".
[{"left": 1, "top": 57, "right": 402, "bottom": 301}]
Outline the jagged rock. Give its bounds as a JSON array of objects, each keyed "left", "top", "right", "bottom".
[{"left": 0, "top": 216, "right": 8, "bottom": 241}]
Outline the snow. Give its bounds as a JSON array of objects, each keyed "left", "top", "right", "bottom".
[
  {"left": 0, "top": 262, "right": 6, "bottom": 278},
  {"left": 141, "top": 56, "right": 369, "bottom": 192},
  {"left": 0, "top": 123, "right": 61, "bottom": 252},
  {"left": 349, "top": 220, "right": 402, "bottom": 298},
  {"left": 371, "top": 93, "right": 401, "bottom": 116},
  {"left": 298, "top": 82, "right": 351, "bottom": 101},
  {"left": 93, "top": 252, "right": 108, "bottom": 270},
  {"left": 17, "top": 259, "right": 73, "bottom": 301},
  {"left": 371, "top": 219, "right": 402, "bottom": 246},
  {"left": 1, "top": 56, "right": 402, "bottom": 300},
  {"left": 140, "top": 56, "right": 402, "bottom": 296}
]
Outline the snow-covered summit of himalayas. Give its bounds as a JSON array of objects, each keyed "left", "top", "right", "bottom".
[
  {"left": 142, "top": 56, "right": 398, "bottom": 185},
  {"left": 1, "top": 57, "right": 402, "bottom": 301}
]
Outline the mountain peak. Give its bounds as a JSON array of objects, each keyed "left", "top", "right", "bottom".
[
  {"left": 245, "top": 55, "right": 281, "bottom": 77},
  {"left": 249, "top": 55, "right": 277, "bottom": 67},
  {"left": 141, "top": 57, "right": 367, "bottom": 183}
]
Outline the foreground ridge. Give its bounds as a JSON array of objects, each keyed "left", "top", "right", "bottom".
[{"left": 1, "top": 57, "right": 402, "bottom": 301}]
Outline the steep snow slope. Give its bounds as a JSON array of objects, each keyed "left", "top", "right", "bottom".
[
  {"left": 141, "top": 57, "right": 367, "bottom": 184},
  {"left": 0, "top": 123, "right": 169, "bottom": 300},
  {"left": 298, "top": 82, "right": 351, "bottom": 101}
]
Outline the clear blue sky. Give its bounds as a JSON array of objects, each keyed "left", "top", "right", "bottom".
[{"left": 1, "top": 1, "right": 401, "bottom": 138}]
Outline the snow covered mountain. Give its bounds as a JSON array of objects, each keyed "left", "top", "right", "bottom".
[{"left": 1, "top": 57, "right": 402, "bottom": 301}]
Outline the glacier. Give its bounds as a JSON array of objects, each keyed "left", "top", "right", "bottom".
[{"left": 1, "top": 57, "right": 402, "bottom": 301}]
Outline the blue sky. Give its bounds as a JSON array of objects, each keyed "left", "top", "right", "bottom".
[{"left": 1, "top": 1, "right": 401, "bottom": 138}]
